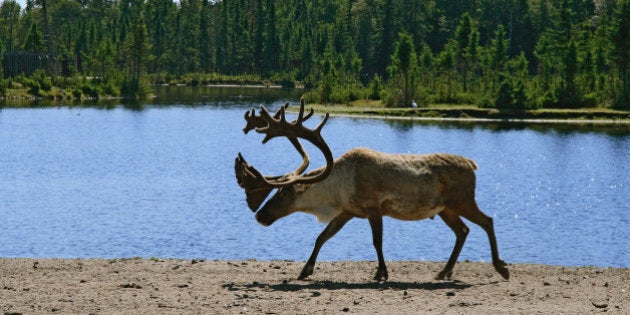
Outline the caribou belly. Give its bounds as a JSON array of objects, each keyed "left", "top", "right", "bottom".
[{"left": 381, "top": 198, "right": 445, "bottom": 221}]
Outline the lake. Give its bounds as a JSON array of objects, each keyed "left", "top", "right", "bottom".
[{"left": 1, "top": 86, "right": 629, "bottom": 268}]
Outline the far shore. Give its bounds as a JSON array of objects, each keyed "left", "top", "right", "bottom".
[
  {"left": 286, "top": 103, "right": 630, "bottom": 125},
  {"left": 3, "top": 85, "right": 630, "bottom": 126},
  {"left": 322, "top": 111, "right": 630, "bottom": 125}
]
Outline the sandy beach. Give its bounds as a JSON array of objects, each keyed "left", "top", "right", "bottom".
[{"left": 1, "top": 258, "right": 628, "bottom": 314}]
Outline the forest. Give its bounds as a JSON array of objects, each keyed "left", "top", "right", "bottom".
[{"left": 0, "top": 0, "right": 629, "bottom": 109}]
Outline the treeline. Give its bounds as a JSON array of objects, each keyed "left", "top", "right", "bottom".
[{"left": 0, "top": 0, "right": 629, "bottom": 108}]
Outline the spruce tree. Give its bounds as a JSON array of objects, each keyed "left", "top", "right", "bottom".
[{"left": 614, "top": 0, "right": 630, "bottom": 108}]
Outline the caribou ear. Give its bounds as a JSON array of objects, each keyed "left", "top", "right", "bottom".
[
  {"left": 235, "top": 153, "right": 274, "bottom": 212},
  {"left": 244, "top": 187, "right": 274, "bottom": 212}
]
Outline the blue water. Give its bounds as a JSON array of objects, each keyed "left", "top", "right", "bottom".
[{"left": 1, "top": 103, "right": 629, "bottom": 268}]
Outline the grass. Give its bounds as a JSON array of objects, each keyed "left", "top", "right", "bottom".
[{"left": 293, "top": 100, "right": 630, "bottom": 123}]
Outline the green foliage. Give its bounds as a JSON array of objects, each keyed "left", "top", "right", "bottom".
[
  {"left": 33, "top": 70, "right": 52, "bottom": 92},
  {"left": 121, "top": 76, "right": 152, "bottom": 99},
  {"left": 388, "top": 33, "right": 418, "bottom": 107},
  {"left": 495, "top": 75, "right": 529, "bottom": 109},
  {"left": 0, "top": 0, "right": 627, "bottom": 109},
  {"left": 613, "top": 0, "right": 630, "bottom": 109},
  {"left": 493, "top": 53, "right": 534, "bottom": 109},
  {"left": 0, "top": 78, "right": 6, "bottom": 97},
  {"left": 23, "top": 22, "right": 45, "bottom": 53},
  {"left": 0, "top": 41, "right": 4, "bottom": 97},
  {"left": 20, "top": 70, "right": 52, "bottom": 97},
  {"left": 369, "top": 75, "right": 384, "bottom": 100}
]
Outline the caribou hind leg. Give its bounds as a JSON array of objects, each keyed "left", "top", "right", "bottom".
[
  {"left": 436, "top": 208, "right": 470, "bottom": 280},
  {"left": 458, "top": 201, "right": 510, "bottom": 280},
  {"left": 298, "top": 214, "right": 352, "bottom": 280},
  {"left": 368, "top": 215, "right": 388, "bottom": 282}
]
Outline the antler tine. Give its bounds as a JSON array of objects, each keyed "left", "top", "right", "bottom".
[
  {"left": 243, "top": 103, "right": 289, "bottom": 134},
  {"left": 295, "top": 99, "right": 305, "bottom": 125},
  {"left": 242, "top": 108, "right": 258, "bottom": 134},
  {"left": 303, "top": 107, "right": 315, "bottom": 122},
  {"left": 314, "top": 112, "right": 329, "bottom": 134},
  {"left": 292, "top": 98, "right": 315, "bottom": 127},
  {"left": 251, "top": 99, "right": 334, "bottom": 187}
]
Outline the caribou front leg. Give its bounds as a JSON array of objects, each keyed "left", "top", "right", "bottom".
[{"left": 298, "top": 214, "right": 352, "bottom": 280}]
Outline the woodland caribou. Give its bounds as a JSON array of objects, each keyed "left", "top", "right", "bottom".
[{"left": 234, "top": 99, "right": 509, "bottom": 282}]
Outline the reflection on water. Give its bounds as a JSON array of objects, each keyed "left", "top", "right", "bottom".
[
  {"left": 0, "top": 86, "right": 628, "bottom": 268},
  {"left": 151, "top": 85, "right": 302, "bottom": 106},
  {"left": 0, "top": 85, "right": 302, "bottom": 109},
  {"left": 382, "top": 118, "right": 630, "bottom": 137}
]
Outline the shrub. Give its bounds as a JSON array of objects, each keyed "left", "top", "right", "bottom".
[
  {"left": 24, "top": 78, "right": 41, "bottom": 96},
  {"left": 81, "top": 84, "right": 100, "bottom": 99},
  {"left": 369, "top": 75, "right": 383, "bottom": 100},
  {"left": 33, "top": 70, "right": 52, "bottom": 91},
  {"left": 72, "top": 89, "right": 83, "bottom": 99},
  {"left": 101, "top": 81, "right": 120, "bottom": 96}
]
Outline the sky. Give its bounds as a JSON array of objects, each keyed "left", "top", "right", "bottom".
[{"left": 10, "top": 0, "right": 27, "bottom": 9}]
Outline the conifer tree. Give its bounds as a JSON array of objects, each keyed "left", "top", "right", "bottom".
[
  {"left": 24, "top": 22, "right": 46, "bottom": 53},
  {"left": 262, "top": 0, "right": 280, "bottom": 76},
  {"left": 614, "top": 0, "right": 630, "bottom": 108},
  {"left": 389, "top": 32, "right": 417, "bottom": 106}
]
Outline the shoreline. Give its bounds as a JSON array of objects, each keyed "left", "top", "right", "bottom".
[
  {"left": 2, "top": 258, "right": 628, "bottom": 314},
  {"left": 324, "top": 112, "right": 630, "bottom": 125},
  {"left": 3, "top": 89, "right": 630, "bottom": 126},
  {"left": 287, "top": 105, "right": 630, "bottom": 126}
]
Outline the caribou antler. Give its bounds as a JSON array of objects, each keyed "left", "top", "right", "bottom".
[
  {"left": 243, "top": 101, "right": 314, "bottom": 134},
  {"left": 254, "top": 99, "right": 333, "bottom": 186},
  {"left": 242, "top": 101, "right": 314, "bottom": 176},
  {"left": 235, "top": 98, "right": 334, "bottom": 210}
]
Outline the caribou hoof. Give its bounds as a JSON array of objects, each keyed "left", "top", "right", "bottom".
[
  {"left": 373, "top": 268, "right": 389, "bottom": 282},
  {"left": 298, "top": 264, "right": 314, "bottom": 280},
  {"left": 435, "top": 269, "right": 453, "bottom": 281},
  {"left": 495, "top": 263, "right": 510, "bottom": 280}
]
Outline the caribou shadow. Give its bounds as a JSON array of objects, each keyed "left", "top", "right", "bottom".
[{"left": 225, "top": 279, "right": 474, "bottom": 292}]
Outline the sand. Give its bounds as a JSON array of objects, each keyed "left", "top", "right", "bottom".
[{"left": 1, "top": 258, "right": 628, "bottom": 314}]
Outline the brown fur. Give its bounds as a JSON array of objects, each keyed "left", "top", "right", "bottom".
[{"left": 255, "top": 147, "right": 509, "bottom": 282}]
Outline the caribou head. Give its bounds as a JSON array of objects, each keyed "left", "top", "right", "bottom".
[{"left": 234, "top": 99, "right": 334, "bottom": 226}]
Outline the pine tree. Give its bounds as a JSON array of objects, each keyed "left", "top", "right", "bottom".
[
  {"left": 376, "top": 0, "right": 395, "bottom": 79},
  {"left": 200, "top": 0, "right": 211, "bottom": 72},
  {"left": 511, "top": 0, "right": 537, "bottom": 72},
  {"left": 438, "top": 43, "right": 456, "bottom": 100},
  {"left": 489, "top": 24, "right": 508, "bottom": 94},
  {"left": 216, "top": 0, "right": 229, "bottom": 73},
  {"left": 24, "top": 22, "right": 46, "bottom": 53},
  {"left": 613, "top": 0, "right": 630, "bottom": 108},
  {"left": 354, "top": 0, "right": 375, "bottom": 84},
  {"left": 254, "top": 0, "right": 264, "bottom": 76},
  {"left": 419, "top": 44, "right": 435, "bottom": 93},
  {"left": 0, "top": 38, "right": 5, "bottom": 97},
  {"left": 262, "top": 0, "right": 280, "bottom": 76},
  {"left": 389, "top": 32, "right": 417, "bottom": 106},
  {"left": 454, "top": 13, "right": 478, "bottom": 92}
]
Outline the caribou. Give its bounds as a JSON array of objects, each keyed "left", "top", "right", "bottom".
[{"left": 235, "top": 99, "right": 509, "bottom": 282}]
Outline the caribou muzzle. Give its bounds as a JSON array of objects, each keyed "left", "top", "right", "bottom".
[{"left": 255, "top": 210, "right": 277, "bottom": 226}]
